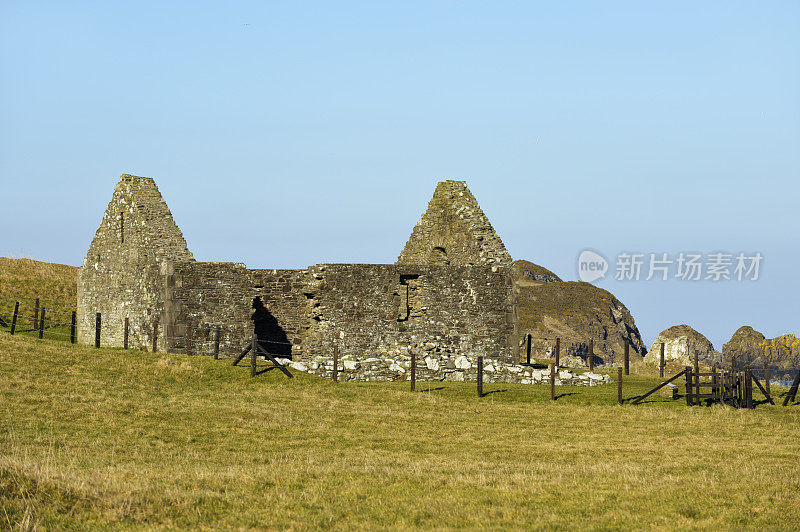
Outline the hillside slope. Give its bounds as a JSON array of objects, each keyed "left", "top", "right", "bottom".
[
  {"left": 0, "top": 257, "right": 78, "bottom": 328},
  {"left": 1, "top": 333, "right": 798, "bottom": 529},
  {"left": 513, "top": 260, "right": 647, "bottom": 364}
]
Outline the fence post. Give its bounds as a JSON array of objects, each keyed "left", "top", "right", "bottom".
[
  {"left": 33, "top": 298, "right": 40, "bottom": 330},
  {"left": 251, "top": 333, "right": 257, "bottom": 377},
  {"left": 525, "top": 334, "right": 531, "bottom": 364},
  {"left": 124, "top": 317, "right": 129, "bottom": 349},
  {"left": 694, "top": 352, "right": 700, "bottom": 401},
  {"left": 38, "top": 307, "right": 45, "bottom": 339},
  {"left": 660, "top": 342, "right": 665, "bottom": 378},
  {"left": 410, "top": 352, "right": 416, "bottom": 392},
  {"left": 10, "top": 302, "right": 19, "bottom": 335},
  {"left": 624, "top": 341, "right": 630, "bottom": 375},
  {"left": 95, "top": 312, "right": 101, "bottom": 347},
  {"left": 555, "top": 337, "right": 560, "bottom": 368},
  {"left": 214, "top": 328, "right": 220, "bottom": 360},
  {"left": 70, "top": 311, "right": 76, "bottom": 344},
  {"left": 685, "top": 366, "right": 693, "bottom": 406},
  {"left": 588, "top": 339, "right": 594, "bottom": 371},
  {"left": 745, "top": 366, "right": 753, "bottom": 409},
  {"left": 185, "top": 323, "right": 192, "bottom": 356},
  {"left": 477, "top": 356, "right": 483, "bottom": 397},
  {"left": 764, "top": 363, "right": 770, "bottom": 399},
  {"left": 712, "top": 364, "right": 718, "bottom": 402},
  {"left": 152, "top": 320, "right": 159, "bottom": 353},
  {"left": 333, "top": 344, "right": 339, "bottom": 383},
  {"left": 550, "top": 363, "right": 556, "bottom": 401},
  {"left": 737, "top": 370, "right": 742, "bottom": 408},
  {"left": 618, "top": 367, "right": 623, "bottom": 405}
]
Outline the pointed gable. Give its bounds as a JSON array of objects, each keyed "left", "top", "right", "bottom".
[{"left": 397, "top": 180, "right": 511, "bottom": 266}]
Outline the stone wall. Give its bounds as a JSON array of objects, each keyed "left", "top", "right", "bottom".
[
  {"left": 279, "top": 351, "right": 613, "bottom": 386},
  {"left": 299, "top": 263, "right": 516, "bottom": 365},
  {"left": 77, "top": 175, "right": 193, "bottom": 348},
  {"left": 162, "top": 262, "right": 516, "bottom": 367},
  {"left": 397, "top": 180, "right": 511, "bottom": 266},
  {"left": 165, "top": 262, "right": 307, "bottom": 358}
]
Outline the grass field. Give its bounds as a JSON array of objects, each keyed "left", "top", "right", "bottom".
[
  {"left": 0, "top": 258, "right": 78, "bottom": 343},
  {"left": 2, "top": 333, "right": 799, "bottom": 530}
]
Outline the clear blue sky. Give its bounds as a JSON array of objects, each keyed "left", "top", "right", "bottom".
[{"left": 2, "top": 1, "right": 798, "bottom": 349}]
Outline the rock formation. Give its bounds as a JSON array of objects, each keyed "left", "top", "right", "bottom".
[
  {"left": 513, "top": 259, "right": 562, "bottom": 284},
  {"left": 645, "top": 325, "right": 718, "bottom": 366},
  {"left": 514, "top": 265, "right": 646, "bottom": 365},
  {"left": 722, "top": 326, "right": 800, "bottom": 371}
]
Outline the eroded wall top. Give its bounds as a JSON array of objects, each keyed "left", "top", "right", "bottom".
[{"left": 397, "top": 180, "right": 512, "bottom": 266}]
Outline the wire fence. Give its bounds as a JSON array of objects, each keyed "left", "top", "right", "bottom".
[{"left": 0, "top": 295, "right": 77, "bottom": 342}]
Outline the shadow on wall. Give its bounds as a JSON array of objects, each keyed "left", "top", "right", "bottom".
[{"left": 251, "top": 297, "right": 292, "bottom": 358}]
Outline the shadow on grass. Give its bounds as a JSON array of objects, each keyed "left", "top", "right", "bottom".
[
  {"left": 479, "top": 389, "right": 509, "bottom": 397},
  {"left": 554, "top": 392, "right": 579, "bottom": 400}
]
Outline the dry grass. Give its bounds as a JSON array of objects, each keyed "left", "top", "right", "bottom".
[
  {"left": 0, "top": 257, "right": 78, "bottom": 340},
  {"left": 1, "top": 333, "right": 799, "bottom": 530},
  {"left": 0, "top": 257, "right": 77, "bottom": 308}
]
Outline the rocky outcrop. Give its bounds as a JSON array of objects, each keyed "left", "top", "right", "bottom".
[
  {"left": 645, "top": 325, "right": 718, "bottom": 366},
  {"left": 515, "top": 272, "right": 646, "bottom": 365},
  {"left": 723, "top": 327, "right": 800, "bottom": 370},
  {"left": 513, "top": 260, "right": 562, "bottom": 284},
  {"left": 722, "top": 326, "right": 766, "bottom": 367}
]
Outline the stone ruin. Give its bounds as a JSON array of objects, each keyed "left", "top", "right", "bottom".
[{"left": 77, "top": 174, "right": 612, "bottom": 386}]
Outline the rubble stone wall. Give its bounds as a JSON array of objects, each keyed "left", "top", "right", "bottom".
[
  {"left": 77, "top": 175, "right": 193, "bottom": 348},
  {"left": 299, "top": 263, "right": 516, "bottom": 365}
]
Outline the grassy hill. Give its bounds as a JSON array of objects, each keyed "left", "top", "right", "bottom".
[
  {"left": 513, "top": 262, "right": 648, "bottom": 364},
  {"left": 0, "top": 257, "right": 78, "bottom": 333},
  {"left": 1, "top": 333, "right": 799, "bottom": 530}
]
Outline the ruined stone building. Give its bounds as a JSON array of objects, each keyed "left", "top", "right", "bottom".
[{"left": 79, "top": 176, "right": 543, "bottom": 381}]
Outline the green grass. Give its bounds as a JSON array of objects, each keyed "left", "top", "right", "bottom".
[
  {"left": 0, "top": 257, "right": 78, "bottom": 342},
  {"left": 2, "top": 333, "right": 799, "bottom": 530}
]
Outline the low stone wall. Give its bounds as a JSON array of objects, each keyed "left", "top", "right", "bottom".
[{"left": 274, "top": 350, "right": 613, "bottom": 386}]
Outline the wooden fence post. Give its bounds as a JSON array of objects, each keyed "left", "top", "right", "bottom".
[
  {"left": 477, "top": 356, "right": 484, "bottom": 397},
  {"left": 124, "top": 317, "right": 129, "bottom": 349},
  {"left": 745, "top": 366, "right": 753, "bottom": 409},
  {"left": 660, "top": 342, "right": 665, "bottom": 378},
  {"left": 737, "top": 370, "right": 743, "bottom": 408},
  {"left": 185, "top": 323, "right": 192, "bottom": 356},
  {"left": 33, "top": 298, "right": 39, "bottom": 330},
  {"left": 94, "top": 312, "right": 101, "bottom": 347},
  {"left": 70, "top": 311, "right": 76, "bottom": 344},
  {"left": 525, "top": 334, "right": 532, "bottom": 364},
  {"left": 764, "top": 363, "right": 770, "bottom": 399},
  {"left": 555, "top": 337, "right": 560, "bottom": 368},
  {"left": 214, "top": 328, "right": 220, "bottom": 360},
  {"left": 410, "top": 352, "right": 416, "bottom": 392},
  {"left": 38, "top": 307, "right": 45, "bottom": 339},
  {"left": 333, "top": 344, "right": 339, "bottom": 383},
  {"left": 550, "top": 363, "right": 556, "bottom": 401},
  {"left": 783, "top": 370, "right": 800, "bottom": 406},
  {"left": 618, "top": 367, "right": 623, "bottom": 405},
  {"left": 712, "top": 364, "right": 718, "bottom": 402},
  {"left": 251, "top": 334, "right": 257, "bottom": 377},
  {"left": 685, "top": 366, "right": 693, "bottom": 406},
  {"left": 10, "top": 302, "right": 19, "bottom": 335},
  {"left": 152, "top": 320, "right": 158, "bottom": 353},
  {"left": 624, "top": 341, "right": 630, "bottom": 375},
  {"left": 588, "top": 339, "right": 594, "bottom": 371},
  {"left": 694, "top": 352, "right": 700, "bottom": 401}
]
